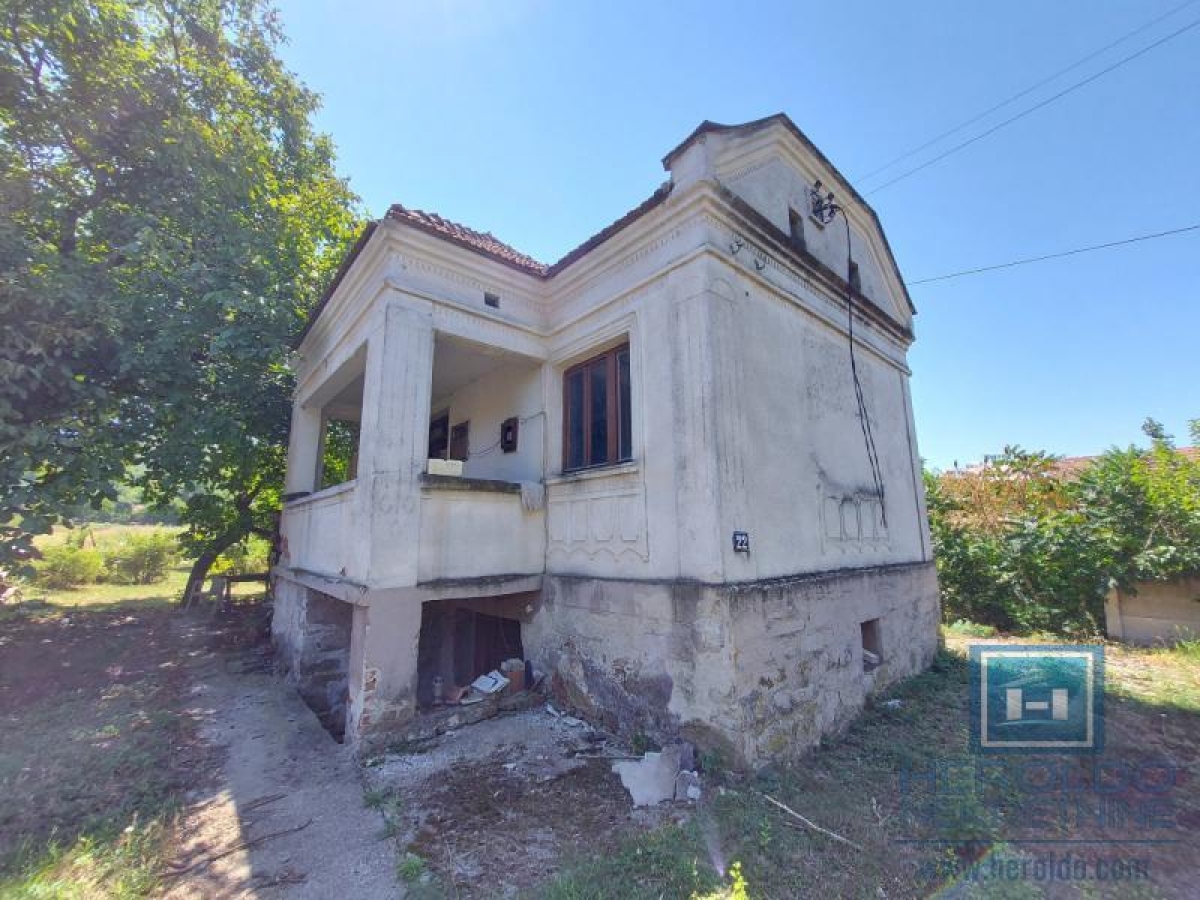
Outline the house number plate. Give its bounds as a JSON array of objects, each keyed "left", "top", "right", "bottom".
[{"left": 733, "top": 531, "right": 750, "bottom": 553}]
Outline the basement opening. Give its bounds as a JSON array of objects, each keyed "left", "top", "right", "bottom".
[
  {"left": 860, "top": 617, "right": 882, "bottom": 673},
  {"left": 416, "top": 595, "right": 532, "bottom": 709}
]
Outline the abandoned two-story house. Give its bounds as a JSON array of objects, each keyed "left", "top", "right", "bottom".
[{"left": 273, "top": 114, "right": 939, "bottom": 767}]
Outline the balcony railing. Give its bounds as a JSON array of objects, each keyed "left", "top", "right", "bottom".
[
  {"left": 281, "top": 475, "right": 546, "bottom": 588},
  {"left": 281, "top": 481, "right": 358, "bottom": 580},
  {"left": 417, "top": 475, "right": 545, "bottom": 583}
]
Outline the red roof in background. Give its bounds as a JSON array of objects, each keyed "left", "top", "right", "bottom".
[{"left": 1049, "top": 446, "right": 1199, "bottom": 479}]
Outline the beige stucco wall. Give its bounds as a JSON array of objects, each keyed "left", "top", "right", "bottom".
[{"left": 1106, "top": 578, "right": 1200, "bottom": 645}]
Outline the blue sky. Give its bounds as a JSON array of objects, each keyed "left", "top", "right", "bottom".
[{"left": 276, "top": 0, "right": 1199, "bottom": 469}]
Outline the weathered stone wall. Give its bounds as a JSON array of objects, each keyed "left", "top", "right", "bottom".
[
  {"left": 523, "top": 576, "right": 740, "bottom": 752},
  {"left": 723, "top": 561, "right": 939, "bottom": 765},
  {"left": 526, "top": 562, "right": 938, "bottom": 768},
  {"left": 272, "top": 577, "right": 353, "bottom": 739}
]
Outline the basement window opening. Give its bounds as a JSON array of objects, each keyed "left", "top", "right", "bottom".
[{"left": 861, "top": 618, "right": 882, "bottom": 672}]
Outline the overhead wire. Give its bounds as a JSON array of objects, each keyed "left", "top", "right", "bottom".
[
  {"left": 907, "top": 223, "right": 1200, "bottom": 286},
  {"left": 856, "top": 0, "right": 1200, "bottom": 184},
  {"left": 863, "top": 15, "right": 1200, "bottom": 195}
]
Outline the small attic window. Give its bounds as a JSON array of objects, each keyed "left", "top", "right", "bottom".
[
  {"left": 484, "top": 292, "right": 500, "bottom": 309},
  {"left": 788, "top": 208, "right": 806, "bottom": 252},
  {"left": 848, "top": 261, "right": 862, "bottom": 294}
]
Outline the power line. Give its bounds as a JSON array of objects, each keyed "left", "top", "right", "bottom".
[
  {"left": 907, "top": 223, "right": 1200, "bottom": 286},
  {"left": 857, "top": 0, "right": 1200, "bottom": 184},
  {"left": 864, "top": 15, "right": 1200, "bottom": 196}
]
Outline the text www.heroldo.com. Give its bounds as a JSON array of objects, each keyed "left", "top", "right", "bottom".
[{"left": 920, "top": 853, "right": 1151, "bottom": 883}]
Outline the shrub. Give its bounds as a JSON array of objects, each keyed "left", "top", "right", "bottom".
[
  {"left": 928, "top": 420, "right": 1200, "bottom": 636},
  {"left": 35, "top": 545, "right": 105, "bottom": 589},
  {"left": 211, "top": 535, "right": 271, "bottom": 576},
  {"left": 105, "top": 532, "right": 179, "bottom": 584}
]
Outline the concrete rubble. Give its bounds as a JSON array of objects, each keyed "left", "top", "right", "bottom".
[{"left": 611, "top": 742, "right": 702, "bottom": 807}]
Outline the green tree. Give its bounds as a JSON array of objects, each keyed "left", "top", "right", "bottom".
[{"left": 0, "top": 0, "right": 359, "bottom": 595}]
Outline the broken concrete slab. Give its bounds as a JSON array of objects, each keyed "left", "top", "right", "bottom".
[{"left": 612, "top": 744, "right": 683, "bottom": 807}]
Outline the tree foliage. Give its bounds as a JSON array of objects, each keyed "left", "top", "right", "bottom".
[
  {"left": 928, "top": 421, "right": 1200, "bottom": 635},
  {"left": 0, "top": 0, "right": 359, "bottom": 592}
]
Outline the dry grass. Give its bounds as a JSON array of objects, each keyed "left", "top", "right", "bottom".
[{"left": 0, "top": 599, "right": 213, "bottom": 898}]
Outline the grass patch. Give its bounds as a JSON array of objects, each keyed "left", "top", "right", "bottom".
[
  {"left": 1105, "top": 641, "right": 1200, "bottom": 714},
  {"left": 535, "top": 822, "right": 721, "bottom": 900},
  {"left": 397, "top": 852, "right": 426, "bottom": 883},
  {"left": 18, "top": 566, "right": 190, "bottom": 610},
  {"left": 944, "top": 618, "right": 998, "bottom": 638}
]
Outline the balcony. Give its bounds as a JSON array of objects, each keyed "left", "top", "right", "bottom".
[{"left": 281, "top": 328, "right": 547, "bottom": 592}]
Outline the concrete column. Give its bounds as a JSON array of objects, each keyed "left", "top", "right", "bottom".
[
  {"left": 284, "top": 404, "right": 323, "bottom": 494},
  {"left": 353, "top": 295, "right": 434, "bottom": 585},
  {"left": 345, "top": 590, "right": 423, "bottom": 751},
  {"left": 668, "top": 267, "right": 726, "bottom": 582}
]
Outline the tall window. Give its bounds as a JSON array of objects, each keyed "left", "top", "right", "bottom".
[{"left": 563, "top": 344, "right": 632, "bottom": 470}]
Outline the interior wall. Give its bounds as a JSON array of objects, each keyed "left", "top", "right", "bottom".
[{"left": 430, "top": 358, "right": 543, "bottom": 483}]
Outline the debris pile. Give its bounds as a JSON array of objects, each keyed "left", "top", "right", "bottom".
[{"left": 611, "top": 741, "right": 702, "bottom": 807}]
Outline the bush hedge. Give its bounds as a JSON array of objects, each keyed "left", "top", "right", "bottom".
[
  {"left": 34, "top": 545, "right": 106, "bottom": 589},
  {"left": 105, "top": 532, "right": 179, "bottom": 584},
  {"left": 928, "top": 420, "right": 1200, "bottom": 636}
]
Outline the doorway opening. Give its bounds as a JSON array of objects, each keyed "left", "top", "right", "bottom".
[{"left": 415, "top": 595, "right": 533, "bottom": 709}]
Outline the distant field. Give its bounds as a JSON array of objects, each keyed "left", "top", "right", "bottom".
[
  {"left": 33, "top": 523, "right": 184, "bottom": 552},
  {"left": 20, "top": 525, "right": 263, "bottom": 610}
]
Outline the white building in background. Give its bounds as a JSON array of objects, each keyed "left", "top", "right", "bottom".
[{"left": 273, "top": 114, "right": 939, "bottom": 766}]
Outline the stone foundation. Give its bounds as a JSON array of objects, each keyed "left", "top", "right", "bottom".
[
  {"left": 272, "top": 579, "right": 353, "bottom": 739},
  {"left": 273, "top": 562, "right": 938, "bottom": 765},
  {"left": 524, "top": 561, "right": 939, "bottom": 768}
]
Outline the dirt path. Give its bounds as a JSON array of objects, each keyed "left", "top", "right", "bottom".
[{"left": 164, "top": 614, "right": 401, "bottom": 899}]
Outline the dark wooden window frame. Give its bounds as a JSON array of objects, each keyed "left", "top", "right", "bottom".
[
  {"left": 428, "top": 410, "right": 450, "bottom": 459},
  {"left": 449, "top": 420, "right": 470, "bottom": 462},
  {"left": 562, "top": 343, "right": 632, "bottom": 471}
]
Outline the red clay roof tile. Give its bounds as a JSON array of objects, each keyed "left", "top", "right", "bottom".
[{"left": 386, "top": 204, "right": 549, "bottom": 276}]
